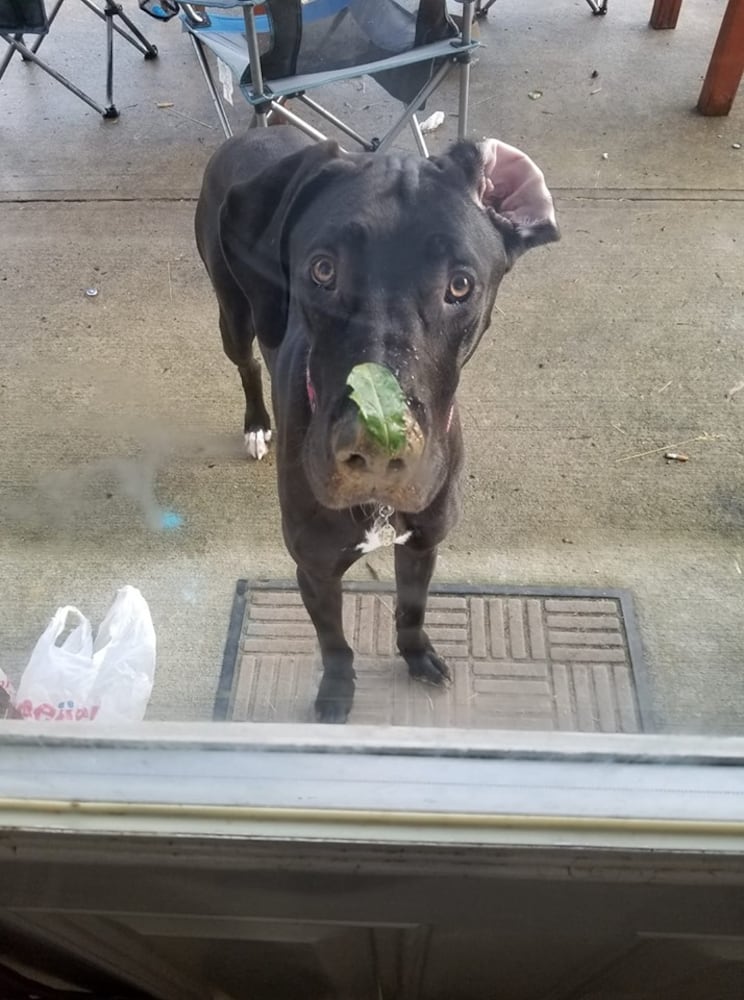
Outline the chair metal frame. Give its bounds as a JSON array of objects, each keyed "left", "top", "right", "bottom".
[
  {"left": 474, "top": 0, "right": 607, "bottom": 15},
  {"left": 0, "top": 0, "right": 159, "bottom": 119},
  {"left": 181, "top": 0, "right": 479, "bottom": 156}
]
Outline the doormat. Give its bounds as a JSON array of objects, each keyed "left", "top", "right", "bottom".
[{"left": 216, "top": 581, "right": 650, "bottom": 732}]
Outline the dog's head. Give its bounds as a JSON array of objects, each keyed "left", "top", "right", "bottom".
[{"left": 219, "top": 137, "right": 558, "bottom": 512}]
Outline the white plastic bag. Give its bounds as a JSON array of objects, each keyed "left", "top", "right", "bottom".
[
  {"left": 14, "top": 586, "right": 156, "bottom": 723},
  {"left": 419, "top": 110, "right": 446, "bottom": 134},
  {"left": 0, "top": 666, "right": 17, "bottom": 718}
]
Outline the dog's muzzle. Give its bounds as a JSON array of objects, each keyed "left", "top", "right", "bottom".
[
  {"left": 306, "top": 366, "right": 453, "bottom": 510},
  {"left": 330, "top": 400, "right": 425, "bottom": 498}
]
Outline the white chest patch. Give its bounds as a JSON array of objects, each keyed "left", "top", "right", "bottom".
[{"left": 356, "top": 528, "right": 413, "bottom": 554}]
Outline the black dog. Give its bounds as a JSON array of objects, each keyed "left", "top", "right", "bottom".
[{"left": 196, "top": 127, "right": 558, "bottom": 723}]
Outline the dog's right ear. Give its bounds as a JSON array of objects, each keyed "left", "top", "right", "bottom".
[{"left": 218, "top": 140, "right": 343, "bottom": 350}]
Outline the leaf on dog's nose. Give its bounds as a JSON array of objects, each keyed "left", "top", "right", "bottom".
[{"left": 346, "top": 363, "right": 407, "bottom": 456}]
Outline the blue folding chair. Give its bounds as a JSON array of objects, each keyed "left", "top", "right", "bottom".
[
  {"left": 177, "top": 0, "right": 479, "bottom": 155},
  {"left": 1, "top": 0, "right": 158, "bottom": 119}
]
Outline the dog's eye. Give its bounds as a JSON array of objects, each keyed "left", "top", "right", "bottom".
[
  {"left": 446, "top": 271, "right": 473, "bottom": 303},
  {"left": 310, "top": 255, "right": 336, "bottom": 288}
]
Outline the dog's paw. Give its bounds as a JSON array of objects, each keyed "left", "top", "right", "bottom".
[
  {"left": 314, "top": 672, "right": 355, "bottom": 724},
  {"left": 244, "top": 428, "right": 272, "bottom": 461},
  {"left": 404, "top": 648, "right": 452, "bottom": 687}
]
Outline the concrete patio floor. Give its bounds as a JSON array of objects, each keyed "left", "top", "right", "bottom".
[{"left": 1, "top": 0, "right": 743, "bottom": 732}]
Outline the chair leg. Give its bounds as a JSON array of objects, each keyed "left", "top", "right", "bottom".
[
  {"left": 298, "top": 94, "right": 374, "bottom": 149},
  {"left": 262, "top": 99, "right": 327, "bottom": 142},
  {"left": 104, "top": 0, "right": 116, "bottom": 115},
  {"left": 106, "top": 0, "right": 158, "bottom": 58},
  {"left": 189, "top": 33, "right": 232, "bottom": 138},
  {"left": 457, "top": 0, "right": 475, "bottom": 140},
  {"left": 0, "top": 33, "right": 109, "bottom": 115},
  {"left": 2, "top": 0, "right": 157, "bottom": 119},
  {"left": 376, "top": 60, "right": 452, "bottom": 153},
  {"left": 29, "top": 0, "right": 66, "bottom": 56},
  {"left": 458, "top": 58, "right": 471, "bottom": 140},
  {"left": 262, "top": 94, "right": 285, "bottom": 125},
  {"left": 78, "top": 0, "right": 158, "bottom": 59},
  {"left": 409, "top": 114, "right": 429, "bottom": 157},
  {"left": 0, "top": 35, "right": 20, "bottom": 79},
  {"left": 0, "top": 0, "right": 66, "bottom": 67}
]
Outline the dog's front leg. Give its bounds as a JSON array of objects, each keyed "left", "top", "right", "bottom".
[
  {"left": 297, "top": 566, "right": 356, "bottom": 724},
  {"left": 394, "top": 544, "right": 452, "bottom": 686}
]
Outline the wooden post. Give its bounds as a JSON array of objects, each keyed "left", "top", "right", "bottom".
[
  {"left": 697, "top": 0, "right": 744, "bottom": 116},
  {"left": 649, "top": 0, "right": 683, "bottom": 29}
]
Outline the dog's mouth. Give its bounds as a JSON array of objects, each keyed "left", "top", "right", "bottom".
[
  {"left": 303, "top": 425, "right": 445, "bottom": 514},
  {"left": 309, "top": 473, "right": 434, "bottom": 514},
  {"left": 302, "top": 370, "right": 462, "bottom": 511}
]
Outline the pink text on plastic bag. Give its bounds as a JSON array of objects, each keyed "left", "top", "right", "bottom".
[{"left": 15, "top": 699, "right": 101, "bottom": 722}]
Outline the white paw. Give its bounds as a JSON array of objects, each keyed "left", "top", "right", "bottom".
[{"left": 244, "top": 428, "right": 272, "bottom": 461}]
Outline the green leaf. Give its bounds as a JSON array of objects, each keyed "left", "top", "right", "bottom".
[{"left": 346, "top": 363, "right": 407, "bottom": 456}]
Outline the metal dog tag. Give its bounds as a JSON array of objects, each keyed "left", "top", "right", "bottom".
[
  {"left": 378, "top": 523, "right": 396, "bottom": 548},
  {"left": 373, "top": 504, "right": 396, "bottom": 548},
  {"left": 356, "top": 505, "right": 406, "bottom": 553}
]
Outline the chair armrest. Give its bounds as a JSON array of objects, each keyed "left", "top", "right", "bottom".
[
  {"left": 184, "top": 0, "right": 258, "bottom": 8},
  {"left": 180, "top": 0, "right": 258, "bottom": 29}
]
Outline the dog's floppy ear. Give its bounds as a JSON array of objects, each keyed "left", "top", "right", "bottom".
[
  {"left": 218, "top": 140, "right": 343, "bottom": 349},
  {"left": 448, "top": 138, "right": 559, "bottom": 267}
]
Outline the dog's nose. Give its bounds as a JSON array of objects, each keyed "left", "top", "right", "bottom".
[
  {"left": 332, "top": 404, "right": 424, "bottom": 486},
  {"left": 339, "top": 450, "right": 409, "bottom": 477}
]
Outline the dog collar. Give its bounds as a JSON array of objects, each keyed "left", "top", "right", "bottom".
[{"left": 306, "top": 363, "right": 454, "bottom": 432}]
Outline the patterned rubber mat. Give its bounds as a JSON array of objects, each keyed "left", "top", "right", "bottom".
[{"left": 216, "top": 582, "right": 649, "bottom": 732}]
